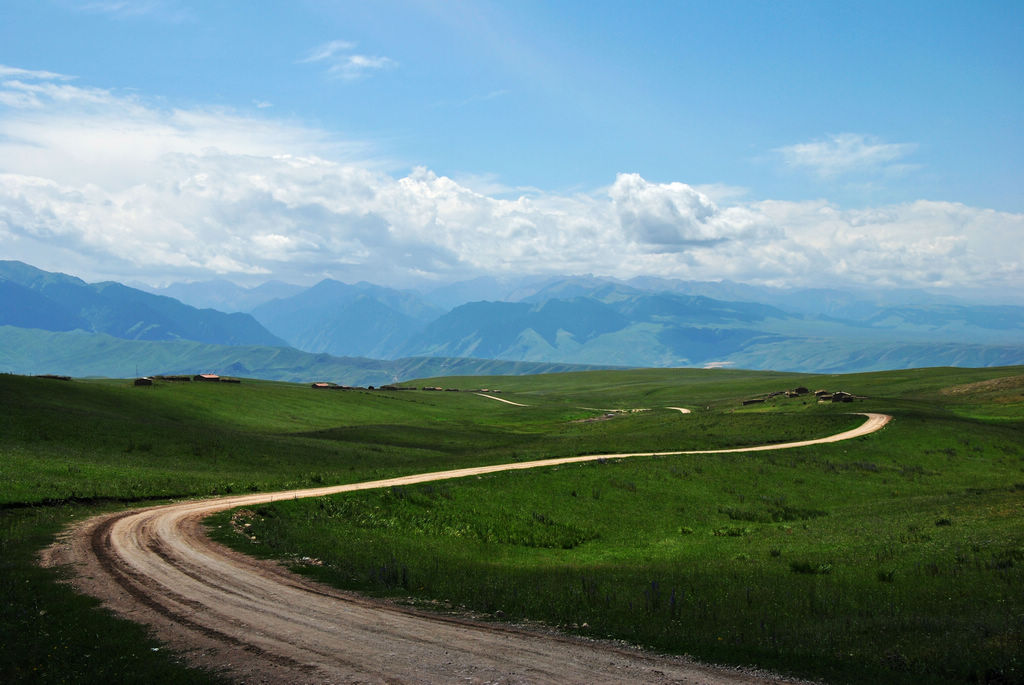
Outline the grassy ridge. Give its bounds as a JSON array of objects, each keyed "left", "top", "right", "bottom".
[
  {"left": 0, "top": 372, "right": 852, "bottom": 505},
  {"left": 2, "top": 367, "right": 1023, "bottom": 683},
  {"left": 215, "top": 368, "right": 1023, "bottom": 685}
]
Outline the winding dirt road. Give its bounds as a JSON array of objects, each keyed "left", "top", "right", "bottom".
[{"left": 42, "top": 412, "right": 890, "bottom": 684}]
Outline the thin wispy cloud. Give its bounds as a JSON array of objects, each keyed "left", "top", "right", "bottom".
[
  {"left": 0, "top": 66, "right": 74, "bottom": 81},
  {"left": 776, "top": 133, "right": 917, "bottom": 179},
  {"left": 0, "top": 66, "right": 118, "bottom": 109},
  {"left": 300, "top": 40, "right": 397, "bottom": 81},
  {"left": 299, "top": 40, "right": 357, "bottom": 63}
]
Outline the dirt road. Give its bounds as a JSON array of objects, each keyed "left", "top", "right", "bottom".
[
  {"left": 475, "top": 392, "right": 530, "bottom": 406},
  {"left": 42, "top": 413, "right": 890, "bottom": 684}
]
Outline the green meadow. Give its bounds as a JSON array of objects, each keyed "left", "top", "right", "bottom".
[{"left": 2, "top": 367, "right": 1022, "bottom": 683}]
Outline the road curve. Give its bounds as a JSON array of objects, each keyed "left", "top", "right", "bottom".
[{"left": 42, "top": 413, "right": 890, "bottom": 684}]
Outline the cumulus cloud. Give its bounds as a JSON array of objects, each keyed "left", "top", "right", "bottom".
[
  {"left": 300, "top": 40, "right": 397, "bottom": 81},
  {"left": 776, "top": 133, "right": 917, "bottom": 178},
  {"left": 0, "top": 66, "right": 1020, "bottom": 294},
  {"left": 609, "top": 174, "right": 767, "bottom": 251}
]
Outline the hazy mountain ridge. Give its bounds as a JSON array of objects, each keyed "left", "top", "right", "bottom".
[
  {"left": 0, "top": 279, "right": 90, "bottom": 331},
  {"left": 253, "top": 275, "right": 1024, "bottom": 371},
  {"left": 0, "top": 326, "right": 611, "bottom": 385},
  {"left": 139, "top": 279, "right": 305, "bottom": 313},
  {"left": 251, "top": 279, "right": 443, "bottom": 357},
  {"left": 3, "top": 262, "right": 1022, "bottom": 376},
  {"left": 0, "top": 261, "right": 286, "bottom": 347}
]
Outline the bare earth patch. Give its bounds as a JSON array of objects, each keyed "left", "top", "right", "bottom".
[{"left": 939, "top": 375, "right": 1024, "bottom": 403}]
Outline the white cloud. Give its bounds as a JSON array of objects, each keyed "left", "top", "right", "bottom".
[
  {"left": 300, "top": 40, "right": 357, "bottom": 63},
  {"left": 611, "top": 174, "right": 730, "bottom": 250},
  {"left": 692, "top": 183, "right": 749, "bottom": 204},
  {"left": 0, "top": 67, "right": 1020, "bottom": 295},
  {"left": 0, "top": 66, "right": 74, "bottom": 81},
  {"left": 300, "top": 40, "right": 397, "bottom": 81},
  {"left": 776, "top": 133, "right": 917, "bottom": 178}
]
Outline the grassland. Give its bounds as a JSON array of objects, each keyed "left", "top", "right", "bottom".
[{"left": 2, "top": 367, "right": 1022, "bottom": 683}]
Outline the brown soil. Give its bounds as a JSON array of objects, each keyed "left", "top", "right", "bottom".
[{"left": 939, "top": 374, "right": 1024, "bottom": 401}]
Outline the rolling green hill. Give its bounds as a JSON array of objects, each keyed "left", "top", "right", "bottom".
[{"left": 1, "top": 366, "right": 1021, "bottom": 683}]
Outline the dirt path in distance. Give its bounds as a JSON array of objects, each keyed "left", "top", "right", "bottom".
[
  {"left": 42, "top": 413, "right": 890, "bottom": 684},
  {"left": 475, "top": 392, "right": 530, "bottom": 407}
]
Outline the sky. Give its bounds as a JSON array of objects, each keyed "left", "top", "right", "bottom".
[{"left": 0, "top": 0, "right": 1022, "bottom": 300}]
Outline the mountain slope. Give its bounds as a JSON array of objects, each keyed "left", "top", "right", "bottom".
[
  {"left": 0, "top": 261, "right": 286, "bottom": 346},
  {"left": 403, "top": 292, "right": 793, "bottom": 366},
  {"left": 141, "top": 279, "right": 305, "bottom": 312},
  {"left": 252, "top": 279, "right": 442, "bottom": 357},
  {"left": 0, "top": 279, "right": 90, "bottom": 331},
  {"left": 406, "top": 298, "right": 632, "bottom": 360},
  {"left": 4, "top": 262, "right": 1022, "bottom": 374},
  {"left": 0, "top": 326, "right": 611, "bottom": 385}
]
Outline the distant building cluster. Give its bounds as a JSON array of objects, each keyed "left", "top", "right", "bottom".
[
  {"left": 133, "top": 374, "right": 242, "bottom": 386},
  {"left": 741, "top": 386, "right": 860, "bottom": 405},
  {"left": 309, "top": 382, "right": 503, "bottom": 393}
]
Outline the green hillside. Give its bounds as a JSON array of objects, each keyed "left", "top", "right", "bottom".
[{"left": 1, "top": 366, "right": 1021, "bottom": 683}]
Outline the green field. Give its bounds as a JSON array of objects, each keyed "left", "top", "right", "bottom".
[{"left": 2, "top": 367, "right": 1022, "bottom": 683}]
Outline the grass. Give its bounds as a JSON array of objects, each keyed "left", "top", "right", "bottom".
[
  {"left": 2, "top": 366, "right": 1023, "bottom": 683},
  {"left": 0, "top": 373, "right": 857, "bottom": 505},
  {"left": 1, "top": 504, "right": 227, "bottom": 684}
]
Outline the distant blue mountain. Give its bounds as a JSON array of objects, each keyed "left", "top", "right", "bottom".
[
  {"left": 0, "top": 326, "right": 611, "bottom": 384},
  {"left": 2, "top": 262, "right": 1022, "bottom": 374},
  {"left": 0, "top": 261, "right": 286, "bottom": 347},
  {"left": 0, "top": 279, "right": 89, "bottom": 331},
  {"left": 402, "top": 291, "right": 795, "bottom": 366},
  {"left": 141, "top": 278, "right": 305, "bottom": 312},
  {"left": 251, "top": 279, "right": 443, "bottom": 358}
]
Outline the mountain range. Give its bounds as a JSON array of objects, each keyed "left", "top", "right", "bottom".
[
  {"left": 3, "top": 260, "right": 1023, "bottom": 380},
  {"left": 0, "top": 261, "right": 284, "bottom": 347}
]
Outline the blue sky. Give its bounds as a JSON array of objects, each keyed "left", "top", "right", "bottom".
[{"left": 0, "top": 1, "right": 1022, "bottom": 297}]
